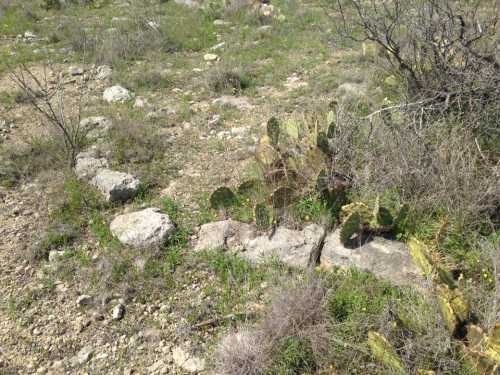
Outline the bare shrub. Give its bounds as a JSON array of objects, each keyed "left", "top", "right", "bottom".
[
  {"left": 206, "top": 65, "right": 251, "bottom": 94},
  {"left": 10, "top": 65, "right": 89, "bottom": 167},
  {"left": 214, "top": 276, "right": 326, "bottom": 375},
  {"left": 64, "top": 15, "right": 174, "bottom": 66},
  {"left": 326, "top": 105, "right": 499, "bottom": 228},
  {"left": 215, "top": 329, "right": 269, "bottom": 375},
  {"left": 216, "top": 272, "right": 473, "bottom": 374},
  {"left": 333, "top": 0, "right": 500, "bottom": 107}
]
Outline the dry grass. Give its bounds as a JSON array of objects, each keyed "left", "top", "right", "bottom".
[
  {"left": 328, "top": 105, "right": 499, "bottom": 228},
  {"left": 216, "top": 271, "right": 476, "bottom": 374},
  {"left": 206, "top": 65, "right": 252, "bottom": 95},
  {"left": 215, "top": 276, "right": 326, "bottom": 375}
]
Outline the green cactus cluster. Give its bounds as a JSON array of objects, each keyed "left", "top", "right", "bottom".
[
  {"left": 337, "top": 197, "right": 408, "bottom": 245},
  {"left": 408, "top": 238, "right": 500, "bottom": 372},
  {"left": 209, "top": 180, "right": 276, "bottom": 230}
]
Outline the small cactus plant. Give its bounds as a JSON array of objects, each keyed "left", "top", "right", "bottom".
[
  {"left": 254, "top": 203, "right": 272, "bottom": 229},
  {"left": 338, "top": 198, "right": 407, "bottom": 245},
  {"left": 340, "top": 211, "right": 362, "bottom": 244},
  {"left": 267, "top": 116, "right": 280, "bottom": 147},
  {"left": 210, "top": 187, "right": 238, "bottom": 211},
  {"left": 271, "top": 186, "right": 295, "bottom": 209},
  {"left": 367, "top": 331, "right": 409, "bottom": 375}
]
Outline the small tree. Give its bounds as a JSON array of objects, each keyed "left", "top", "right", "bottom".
[
  {"left": 10, "top": 64, "right": 88, "bottom": 167},
  {"left": 332, "top": 0, "right": 499, "bottom": 125}
]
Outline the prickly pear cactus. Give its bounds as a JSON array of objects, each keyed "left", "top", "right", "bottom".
[
  {"left": 408, "top": 238, "right": 434, "bottom": 276},
  {"left": 237, "top": 179, "right": 263, "bottom": 199},
  {"left": 267, "top": 117, "right": 280, "bottom": 147},
  {"left": 254, "top": 203, "right": 272, "bottom": 230},
  {"left": 210, "top": 187, "right": 238, "bottom": 211},
  {"left": 466, "top": 323, "right": 500, "bottom": 372},
  {"left": 271, "top": 186, "right": 295, "bottom": 209},
  {"left": 393, "top": 204, "right": 409, "bottom": 230},
  {"left": 255, "top": 135, "right": 280, "bottom": 167},
  {"left": 341, "top": 202, "right": 371, "bottom": 220},
  {"left": 316, "top": 131, "right": 332, "bottom": 156},
  {"left": 340, "top": 211, "right": 362, "bottom": 244},
  {"left": 367, "top": 331, "right": 409, "bottom": 375}
]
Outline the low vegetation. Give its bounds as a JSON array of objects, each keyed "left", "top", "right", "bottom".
[{"left": 0, "top": 0, "right": 498, "bottom": 373}]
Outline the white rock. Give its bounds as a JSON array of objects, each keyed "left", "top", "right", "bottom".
[
  {"left": 48, "top": 250, "right": 67, "bottom": 263},
  {"left": 111, "top": 304, "right": 125, "bottom": 320},
  {"left": 203, "top": 53, "right": 219, "bottom": 62},
  {"left": 103, "top": 85, "right": 133, "bottom": 103},
  {"left": 173, "top": 0, "right": 200, "bottom": 8},
  {"left": 211, "top": 42, "right": 226, "bottom": 50},
  {"left": 133, "top": 96, "right": 150, "bottom": 108},
  {"left": 194, "top": 220, "right": 256, "bottom": 251},
  {"left": 76, "top": 295, "right": 93, "bottom": 306},
  {"left": 24, "top": 31, "right": 37, "bottom": 40},
  {"left": 213, "top": 19, "right": 232, "bottom": 26},
  {"left": 74, "top": 153, "right": 109, "bottom": 181},
  {"left": 68, "top": 66, "right": 84, "bottom": 76},
  {"left": 242, "top": 224, "right": 325, "bottom": 268},
  {"left": 71, "top": 346, "right": 93, "bottom": 366},
  {"left": 96, "top": 65, "right": 112, "bottom": 80},
  {"left": 147, "top": 20, "right": 160, "bottom": 30},
  {"left": 172, "top": 347, "right": 205, "bottom": 373},
  {"left": 212, "top": 96, "right": 252, "bottom": 110},
  {"left": 91, "top": 169, "right": 141, "bottom": 202},
  {"left": 320, "top": 229, "right": 425, "bottom": 287},
  {"left": 110, "top": 208, "right": 175, "bottom": 248}
]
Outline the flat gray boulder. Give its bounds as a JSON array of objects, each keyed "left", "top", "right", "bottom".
[
  {"left": 320, "top": 229, "right": 425, "bottom": 287},
  {"left": 242, "top": 224, "right": 325, "bottom": 268},
  {"left": 110, "top": 207, "right": 175, "bottom": 248},
  {"left": 91, "top": 169, "right": 140, "bottom": 202},
  {"left": 74, "top": 153, "right": 108, "bottom": 181},
  {"left": 194, "top": 220, "right": 256, "bottom": 251}
]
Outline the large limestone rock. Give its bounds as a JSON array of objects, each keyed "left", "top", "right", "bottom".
[
  {"left": 91, "top": 169, "right": 140, "bottom": 202},
  {"left": 103, "top": 85, "right": 133, "bottom": 103},
  {"left": 74, "top": 152, "right": 108, "bottom": 181},
  {"left": 320, "top": 230, "right": 425, "bottom": 287},
  {"left": 242, "top": 224, "right": 325, "bottom": 268},
  {"left": 110, "top": 207, "right": 175, "bottom": 248},
  {"left": 194, "top": 220, "right": 256, "bottom": 251}
]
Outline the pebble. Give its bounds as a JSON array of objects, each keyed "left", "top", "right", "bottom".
[
  {"left": 76, "top": 295, "right": 93, "bottom": 306},
  {"left": 112, "top": 304, "right": 125, "bottom": 320},
  {"left": 203, "top": 53, "right": 219, "bottom": 62}
]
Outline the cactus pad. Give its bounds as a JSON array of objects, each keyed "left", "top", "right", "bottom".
[
  {"left": 267, "top": 117, "right": 280, "bottom": 147},
  {"left": 340, "top": 211, "right": 362, "bottom": 244},
  {"left": 367, "top": 331, "right": 408, "bottom": 374},
  {"left": 254, "top": 203, "right": 271, "bottom": 229},
  {"left": 210, "top": 187, "right": 238, "bottom": 211},
  {"left": 271, "top": 186, "right": 295, "bottom": 208}
]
